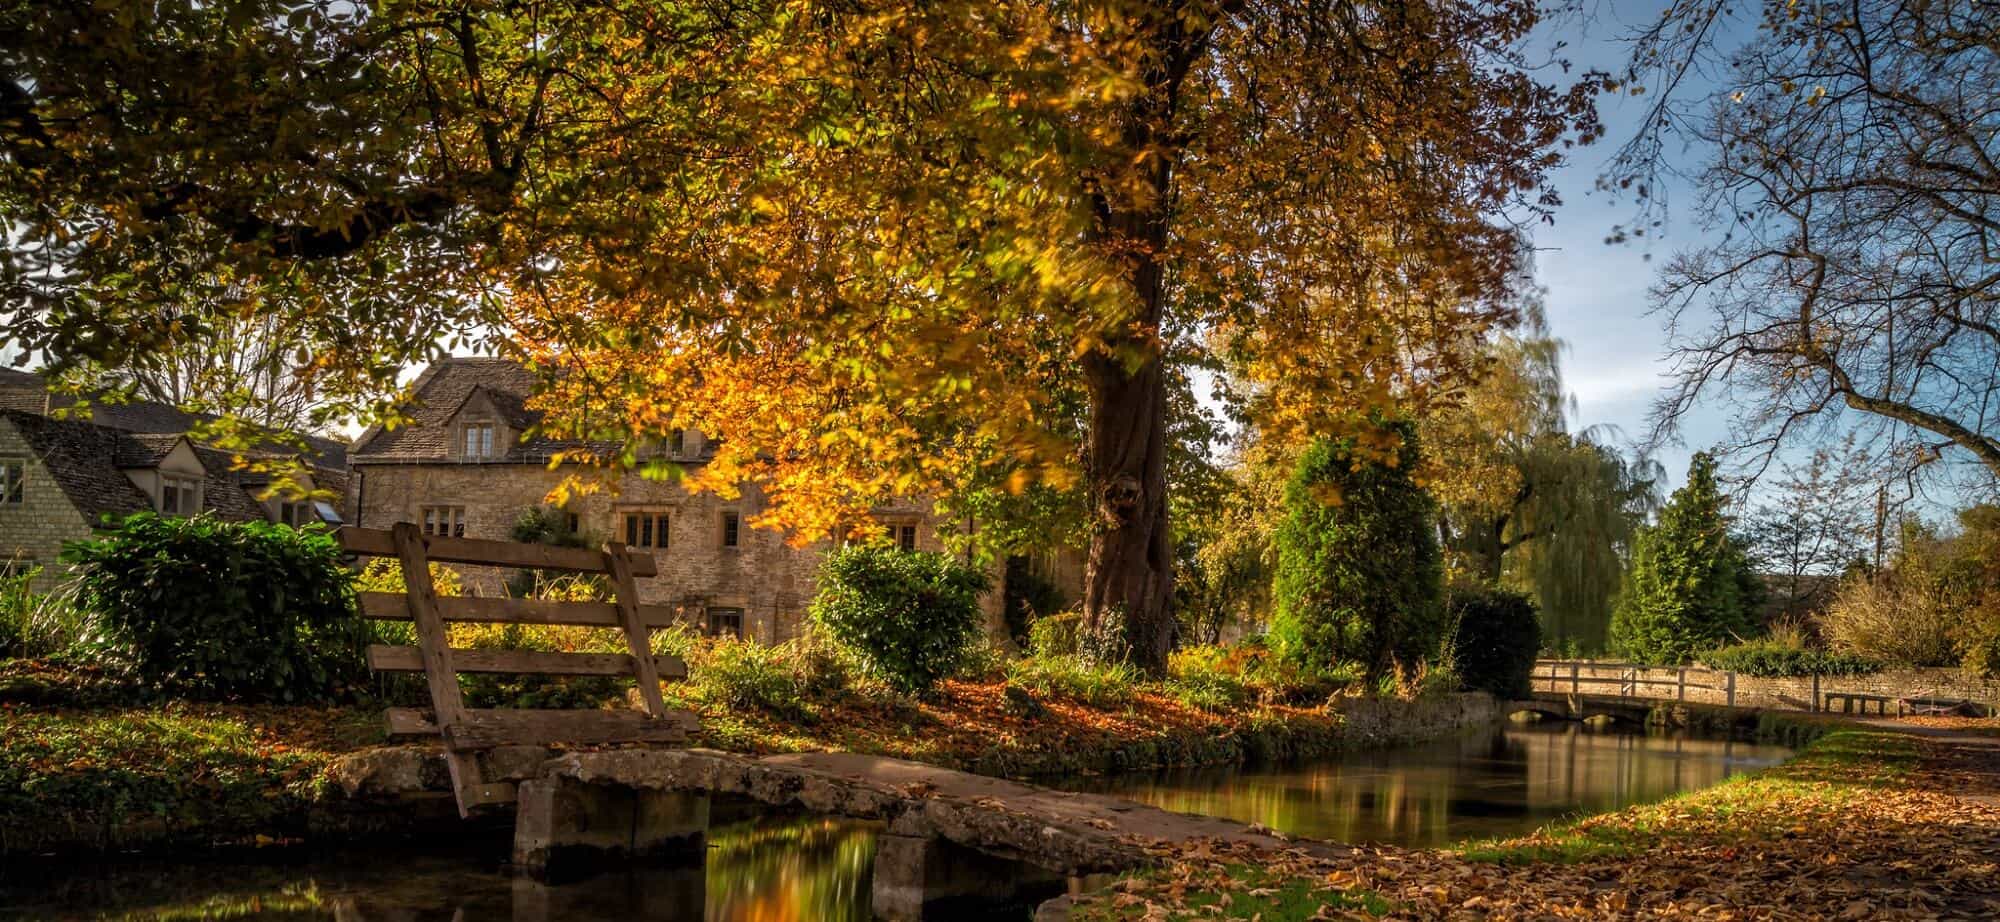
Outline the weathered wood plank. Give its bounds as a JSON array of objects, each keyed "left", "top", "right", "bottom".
[
  {"left": 339, "top": 526, "right": 658, "bottom": 578},
  {"left": 367, "top": 644, "right": 689, "bottom": 679},
  {"left": 357, "top": 592, "right": 688, "bottom": 628},
  {"left": 390, "top": 522, "right": 488, "bottom": 816},
  {"left": 606, "top": 542, "right": 669, "bottom": 718},
  {"left": 385, "top": 707, "right": 695, "bottom": 747}
]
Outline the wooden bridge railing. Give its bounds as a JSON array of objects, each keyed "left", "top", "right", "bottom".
[
  {"left": 343, "top": 523, "right": 698, "bottom": 815},
  {"left": 1532, "top": 659, "right": 1739, "bottom": 708}
]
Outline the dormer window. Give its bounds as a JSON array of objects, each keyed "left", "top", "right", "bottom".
[
  {"left": 460, "top": 421, "right": 498, "bottom": 460},
  {"left": 276, "top": 501, "right": 316, "bottom": 528},
  {"left": 160, "top": 475, "right": 200, "bottom": 515}
]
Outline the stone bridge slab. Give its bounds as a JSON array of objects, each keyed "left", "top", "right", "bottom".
[{"left": 544, "top": 748, "right": 1348, "bottom": 876}]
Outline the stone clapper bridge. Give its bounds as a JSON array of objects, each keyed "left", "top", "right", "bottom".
[{"left": 340, "top": 524, "right": 1343, "bottom": 918}]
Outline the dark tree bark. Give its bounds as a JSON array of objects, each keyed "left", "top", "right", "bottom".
[{"left": 1076, "top": 4, "right": 1209, "bottom": 674}]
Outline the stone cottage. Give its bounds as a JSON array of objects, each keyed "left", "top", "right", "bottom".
[
  {"left": 347, "top": 357, "right": 1001, "bottom": 643},
  {"left": 0, "top": 369, "right": 351, "bottom": 590}
]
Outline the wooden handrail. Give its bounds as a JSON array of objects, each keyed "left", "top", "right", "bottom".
[{"left": 339, "top": 526, "right": 659, "bottom": 578}]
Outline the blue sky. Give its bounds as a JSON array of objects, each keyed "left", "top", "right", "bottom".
[{"left": 1530, "top": 0, "right": 1731, "bottom": 496}]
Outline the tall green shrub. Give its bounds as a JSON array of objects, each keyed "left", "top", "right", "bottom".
[
  {"left": 1270, "top": 426, "right": 1444, "bottom": 682},
  {"left": 1446, "top": 584, "right": 1541, "bottom": 698},
  {"left": 1610, "top": 453, "right": 1759, "bottom": 664},
  {"left": 809, "top": 544, "right": 989, "bottom": 696},
  {"left": 63, "top": 514, "right": 363, "bottom": 701}
]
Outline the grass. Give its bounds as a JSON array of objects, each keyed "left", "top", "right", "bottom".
[
  {"left": 0, "top": 701, "right": 381, "bottom": 853},
  {"left": 1069, "top": 862, "right": 1390, "bottom": 922}
]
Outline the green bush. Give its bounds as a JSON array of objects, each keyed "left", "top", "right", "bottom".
[
  {"left": 1004, "top": 654, "right": 1139, "bottom": 708},
  {"left": 692, "top": 636, "right": 808, "bottom": 715},
  {"left": 1270, "top": 425, "right": 1444, "bottom": 682},
  {"left": 63, "top": 514, "right": 363, "bottom": 702},
  {"left": 810, "top": 544, "right": 989, "bottom": 696},
  {"left": 1611, "top": 453, "right": 1759, "bottom": 664},
  {"left": 1028, "top": 611, "right": 1082, "bottom": 658},
  {"left": 1164, "top": 644, "right": 1252, "bottom": 711},
  {"left": 1447, "top": 585, "right": 1542, "bottom": 699},
  {"left": 1700, "top": 640, "right": 1882, "bottom": 677}
]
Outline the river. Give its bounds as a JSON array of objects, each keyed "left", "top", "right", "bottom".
[{"left": 0, "top": 721, "right": 1791, "bottom": 921}]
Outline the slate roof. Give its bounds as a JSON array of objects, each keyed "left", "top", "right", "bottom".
[
  {"left": 351, "top": 357, "right": 655, "bottom": 465},
  {"left": 0, "top": 369, "right": 348, "bottom": 469},
  {"left": 2, "top": 410, "right": 162, "bottom": 522}
]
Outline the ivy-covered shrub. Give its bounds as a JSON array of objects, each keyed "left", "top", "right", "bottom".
[
  {"left": 1445, "top": 584, "right": 1541, "bottom": 699},
  {"left": 810, "top": 545, "right": 990, "bottom": 696},
  {"left": 1270, "top": 426, "right": 1445, "bottom": 682},
  {"left": 1700, "top": 640, "right": 1883, "bottom": 677},
  {"left": 63, "top": 514, "right": 363, "bottom": 702},
  {"left": 1002, "top": 556, "right": 1067, "bottom": 646}
]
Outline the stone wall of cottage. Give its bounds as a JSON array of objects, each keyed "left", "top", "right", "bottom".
[
  {"left": 352, "top": 462, "right": 1004, "bottom": 643},
  {"left": 0, "top": 421, "right": 96, "bottom": 592}
]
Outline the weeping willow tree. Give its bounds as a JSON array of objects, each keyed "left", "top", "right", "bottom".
[
  {"left": 1507, "top": 433, "right": 1661, "bottom": 651},
  {"left": 1424, "top": 320, "right": 1661, "bottom": 652}
]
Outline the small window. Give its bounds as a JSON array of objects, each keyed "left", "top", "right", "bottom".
[
  {"left": 622, "top": 511, "right": 670, "bottom": 549},
  {"left": 277, "top": 501, "right": 317, "bottom": 528},
  {"left": 0, "top": 457, "right": 23, "bottom": 505},
  {"left": 160, "top": 476, "right": 200, "bottom": 515},
  {"left": 706, "top": 607, "right": 744, "bottom": 639},
  {"left": 897, "top": 524, "right": 918, "bottom": 551},
  {"left": 669, "top": 429, "right": 686, "bottom": 455},
  {"left": 565, "top": 512, "right": 581, "bottom": 535},
  {"left": 421, "top": 505, "right": 466, "bottom": 537},
  {"left": 720, "top": 511, "right": 740, "bottom": 548},
  {"left": 461, "top": 422, "right": 497, "bottom": 460}
]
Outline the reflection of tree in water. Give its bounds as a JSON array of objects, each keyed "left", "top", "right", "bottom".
[
  {"left": 1065, "top": 723, "right": 1793, "bottom": 848},
  {"left": 705, "top": 816, "right": 877, "bottom": 922}
]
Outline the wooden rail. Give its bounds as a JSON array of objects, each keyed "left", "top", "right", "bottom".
[
  {"left": 1533, "top": 659, "right": 1738, "bottom": 708},
  {"left": 342, "top": 524, "right": 697, "bottom": 815}
]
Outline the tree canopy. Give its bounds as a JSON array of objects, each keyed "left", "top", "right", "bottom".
[{"left": 3, "top": 0, "right": 1604, "bottom": 670}]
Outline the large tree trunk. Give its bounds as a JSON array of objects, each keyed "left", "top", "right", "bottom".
[
  {"left": 1081, "top": 339, "right": 1175, "bottom": 671},
  {"left": 1076, "top": 6, "right": 1205, "bottom": 675}
]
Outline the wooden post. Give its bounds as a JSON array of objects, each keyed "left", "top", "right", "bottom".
[
  {"left": 605, "top": 542, "right": 668, "bottom": 718},
  {"left": 392, "top": 522, "right": 505, "bottom": 815},
  {"left": 1726, "top": 671, "right": 1736, "bottom": 708},
  {"left": 1812, "top": 674, "right": 1822, "bottom": 712},
  {"left": 1677, "top": 667, "right": 1687, "bottom": 702},
  {"left": 1570, "top": 661, "right": 1580, "bottom": 696}
]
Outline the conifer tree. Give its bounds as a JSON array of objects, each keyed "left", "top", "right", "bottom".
[{"left": 1611, "top": 453, "right": 1759, "bottom": 663}]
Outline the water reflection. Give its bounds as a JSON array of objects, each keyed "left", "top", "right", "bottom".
[
  {"left": 1059, "top": 719, "right": 1792, "bottom": 846},
  {"left": 0, "top": 721, "right": 1790, "bottom": 921},
  {"left": 0, "top": 815, "right": 880, "bottom": 922}
]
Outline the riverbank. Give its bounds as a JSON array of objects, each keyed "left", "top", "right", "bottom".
[
  {"left": 1057, "top": 713, "right": 2000, "bottom": 920},
  {"left": 0, "top": 659, "right": 1496, "bottom": 856}
]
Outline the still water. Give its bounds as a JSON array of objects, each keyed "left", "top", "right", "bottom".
[{"left": 0, "top": 721, "right": 1791, "bottom": 921}]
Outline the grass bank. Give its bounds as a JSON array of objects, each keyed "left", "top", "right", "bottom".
[
  {"left": 1065, "top": 714, "right": 2000, "bottom": 920},
  {"left": 0, "top": 659, "right": 1491, "bottom": 855}
]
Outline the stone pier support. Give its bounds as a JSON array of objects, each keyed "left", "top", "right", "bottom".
[
  {"left": 511, "top": 778, "right": 709, "bottom": 881},
  {"left": 871, "top": 833, "right": 1065, "bottom": 921}
]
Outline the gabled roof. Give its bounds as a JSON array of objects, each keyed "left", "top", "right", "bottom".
[
  {"left": 113, "top": 433, "right": 188, "bottom": 469},
  {"left": 350, "top": 357, "right": 641, "bottom": 465}
]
